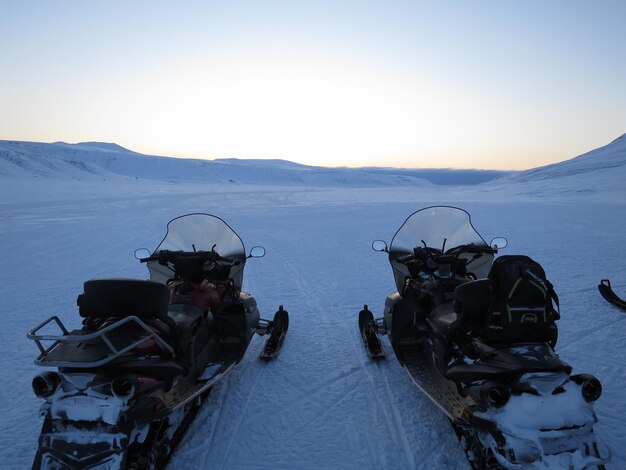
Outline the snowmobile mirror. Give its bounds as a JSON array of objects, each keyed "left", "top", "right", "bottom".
[
  {"left": 134, "top": 248, "right": 152, "bottom": 260},
  {"left": 248, "top": 246, "right": 266, "bottom": 258},
  {"left": 372, "top": 240, "right": 388, "bottom": 252},
  {"left": 490, "top": 237, "right": 508, "bottom": 250}
]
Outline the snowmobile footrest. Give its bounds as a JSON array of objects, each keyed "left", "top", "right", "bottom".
[
  {"left": 165, "top": 360, "right": 236, "bottom": 413},
  {"left": 403, "top": 352, "right": 493, "bottom": 430}
]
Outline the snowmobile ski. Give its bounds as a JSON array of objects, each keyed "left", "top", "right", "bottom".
[
  {"left": 358, "top": 306, "right": 386, "bottom": 359},
  {"left": 598, "top": 279, "right": 626, "bottom": 311},
  {"left": 259, "top": 306, "right": 290, "bottom": 360}
]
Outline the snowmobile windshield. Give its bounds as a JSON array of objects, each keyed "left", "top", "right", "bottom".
[
  {"left": 146, "top": 213, "right": 247, "bottom": 289},
  {"left": 388, "top": 206, "right": 492, "bottom": 291}
]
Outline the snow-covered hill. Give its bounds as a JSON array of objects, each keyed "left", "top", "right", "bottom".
[
  {"left": 507, "top": 134, "right": 626, "bottom": 181},
  {"left": 3, "top": 135, "right": 625, "bottom": 191},
  {"left": 0, "top": 140, "right": 434, "bottom": 187},
  {"left": 486, "top": 133, "right": 626, "bottom": 197}
]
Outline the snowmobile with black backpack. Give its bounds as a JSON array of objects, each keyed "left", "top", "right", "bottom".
[
  {"left": 27, "top": 213, "right": 289, "bottom": 469},
  {"left": 359, "top": 206, "right": 610, "bottom": 469}
]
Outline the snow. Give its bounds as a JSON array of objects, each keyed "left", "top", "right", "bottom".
[{"left": 1, "top": 136, "right": 625, "bottom": 469}]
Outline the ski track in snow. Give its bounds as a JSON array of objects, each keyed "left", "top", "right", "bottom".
[{"left": 1, "top": 177, "right": 625, "bottom": 469}]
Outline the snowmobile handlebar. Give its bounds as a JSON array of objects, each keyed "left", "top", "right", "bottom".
[
  {"left": 141, "top": 249, "right": 242, "bottom": 283},
  {"left": 395, "top": 247, "right": 440, "bottom": 265},
  {"left": 446, "top": 244, "right": 498, "bottom": 256},
  {"left": 139, "top": 249, "right": 240, "bottom": 266},
  {"left": 394, "top": 244, "right": 497, "bottom": 274}
]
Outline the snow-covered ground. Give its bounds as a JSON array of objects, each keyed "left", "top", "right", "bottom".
[{"left": 1, "top": 136, "right": 625, "bottom": 469}]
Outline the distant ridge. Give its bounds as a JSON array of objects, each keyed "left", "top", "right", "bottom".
[
  {"left": 54, "top": 141, "right": 135, "bottom": 153},
  {"left": 495, "top": 132, "right": 626, "bottom": 183},
  {"left": 213, "top": 158, "right": 319, "bottom": 170},
  {"left": 2, "top": 135, "right": 623, "bottom": 189},
  {"left": 361, "top": 167, "right": 509, "bottom": 185},
  {"left": 0, "top": 140, "right": 434, "bottom": 187}
]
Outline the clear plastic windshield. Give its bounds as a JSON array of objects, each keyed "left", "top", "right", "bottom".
[
  {"left": 388, "top": 206, "right": 492, "bottom": 291},
  {"left": 146, "top": 213, "right": 247, "bottom": 288}
]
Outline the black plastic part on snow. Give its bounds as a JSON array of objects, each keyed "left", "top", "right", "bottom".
[
  {"left": 259, "top": 306, "right": 289, "bottom": 360},
  {"left": 358, "top": 306, "right": 386, "bottom": 359},
  {"left": 598, "top": 279, "right": 626, "bottom": 311}
]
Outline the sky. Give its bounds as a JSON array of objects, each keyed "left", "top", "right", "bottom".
[{"left": 1, "top": 1, "right": 625, "bottom": 170}]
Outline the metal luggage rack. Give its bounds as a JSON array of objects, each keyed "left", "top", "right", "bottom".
[{"left": 27, "top": 315, "right": 175, "bottom": 368}]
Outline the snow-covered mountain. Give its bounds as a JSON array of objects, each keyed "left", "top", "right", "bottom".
[
  {"left": 0, "top": 140, "right": 433, "bottom": 187},
  {"left": 493, "top": 134, "right": 626, "bottom": 189},
  {"left": 1, "top": 134, "right": 625, "bottom": 192}
]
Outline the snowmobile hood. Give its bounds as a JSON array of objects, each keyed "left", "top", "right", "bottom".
[
  {"left": 146, "top": 213, "right": 247, "bottom": 290},
  {"left": 388, "top": 206, "right": 493, "bottom": 292}
]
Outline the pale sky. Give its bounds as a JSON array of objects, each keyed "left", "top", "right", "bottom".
[{"left": 1, "top": 1, "right": 625, "bottom": 170}]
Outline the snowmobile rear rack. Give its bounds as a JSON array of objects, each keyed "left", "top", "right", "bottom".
[
  {"left": 598, "top": 279, "right": 626, "bottom": 311},
  {"left": 27, "top": 315, "right": 175, "bottom": 368}
]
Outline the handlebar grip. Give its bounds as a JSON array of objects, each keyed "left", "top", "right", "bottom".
[
  {"left": 217, "top": 255, "right": 235, "bottom": 264},
  {"left": 396, "top": 253, "right": 415, "bottom": 263},
  {"left": 462, "top": 245, "right": 498, "bottom": 255},
  {"left": 480, "top": 246, "right": 498, "bottom": 254}
]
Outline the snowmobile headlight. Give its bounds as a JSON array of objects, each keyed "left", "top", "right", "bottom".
[
  {"left": 480, "top": 381, "right": 511, "bottom": 408},
  {"left": 111, "top": 376, "right": 137, "bottom": 400},
  {"left": 32, "top": 372, "right": 61, "bottom": 398}
]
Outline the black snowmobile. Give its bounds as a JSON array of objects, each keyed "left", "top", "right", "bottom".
[
  {"left": 359, "top": 206, "right": 610, "bottom": 469},
  {"left": 27, "top": 213, "right": 289, "bottom": 469}
]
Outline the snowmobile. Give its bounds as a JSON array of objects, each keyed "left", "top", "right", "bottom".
[
  {"left": 359, "top": 206, "right": 610, "bottom": 469},
  {"left": 598, "top": 279, "right": 626, "bottom": 311},
  {"left": 27, "top": 213, "right": 289, "bottom": 469}
]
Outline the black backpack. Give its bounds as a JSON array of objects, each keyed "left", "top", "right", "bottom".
[{"left": 484, "top": 255, "right": 560, "bottom": 345}]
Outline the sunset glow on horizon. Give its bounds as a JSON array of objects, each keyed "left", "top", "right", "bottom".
[{"left": 1, "top": 1, "right": 625, "bottom": 170}]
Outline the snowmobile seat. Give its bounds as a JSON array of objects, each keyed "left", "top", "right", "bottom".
[
  {"left": 110, "top": 358, "right": 186, "bottom": 381},
  {"left": 428, "top": 301, "right": 463, "bottom": 339},
  {"left": 78, "top": 279, "right": 171, "bottom": 320},
  {"left": 167, "top": 303, "right": 212, "bottom": 332},
  {"left": 78, "top": 279, "right": 178, "bottom": 341},
  {"left": 453, "top": 279, "right": 490, "bottom": 323}
]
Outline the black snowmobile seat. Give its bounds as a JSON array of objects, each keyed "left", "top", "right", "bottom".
[
  {"left": 453, "top": 279, "right": 490, "bottom": 323},
  {"left": 78, "top": 279, "right": 179, "bottom": 340},
  {"left": 78, "top": 279, "right": 171, "bottom": 320},
  {"left": 167, "top": 303, "right": 211, "bottom": 332},
  {"left": 427, "top": 301, "right": 463, "bottom": 339},
  {"left": 111, "top": 358, "right": 186, "bottom": 381}
]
